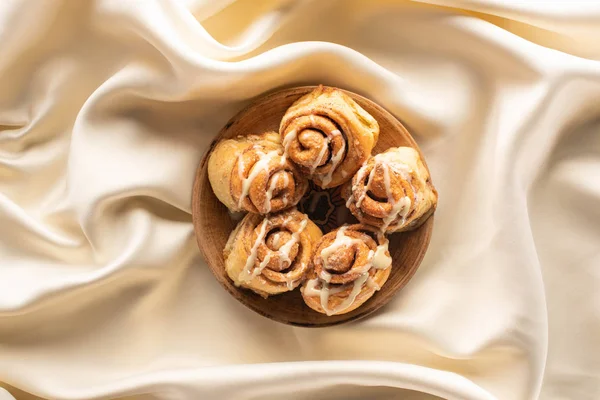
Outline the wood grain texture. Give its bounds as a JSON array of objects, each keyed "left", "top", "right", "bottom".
[{"left": 192, "top": 86, "right": 434, "bottom": 327}]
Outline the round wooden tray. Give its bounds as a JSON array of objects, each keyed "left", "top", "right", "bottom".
[{"left": 192, "top": 86, "right": 434, "bottom": 327}]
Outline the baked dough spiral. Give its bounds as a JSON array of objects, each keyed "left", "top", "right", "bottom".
[
  {"left": 224, "top": 208, "right": 323, "bottom": 297},
  {"left": 343, "top": 146, "right": 437, "bottom": 233},
  {"left": 280, "top": 85, "right": 379, "bottom": 189},
  {"left": 301, "top": 224, "right": 392, "bottom": 315},
  {"left": 208, "top": 132, "right": 308, "bottom": 214}
]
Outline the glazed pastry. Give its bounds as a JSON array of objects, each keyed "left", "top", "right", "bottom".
[
  {"left": 280, "top": 85, "right": 379, "bottom": 189},
  {"left": 301, "top": 224, "right": 392, "bottom": 316},
  {"left": 224, "top": 208, "right": 323, "bottom": 298},
  {"left": 342, "top": 146, "right": 437, "bottom": 233},
  {"left": 208, "top": 132, "right": 308, "bottom": 214}
]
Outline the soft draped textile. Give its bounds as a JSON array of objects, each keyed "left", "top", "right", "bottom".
[{"left": 0, "top": 0, "right": 599, "bottom": 399}]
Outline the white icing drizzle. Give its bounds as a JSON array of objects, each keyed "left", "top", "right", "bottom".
[
  {"left": 346, "top": 160, "right": 370, "bottom": 208},
  {"left": 281, "top": 216, "right": 292, "bottom": 227},
  {"left": 356, "top": 166, "right": 377, "bottom": 209},
  {"left": 281, "top": 173, "right": 290, "bottom": 207},
  {"left": 381, "top": 163, "right": 411, "bottom": 231},
  {"left": 372, "top": 238, "right": 392, "bottom": 270},
  {"left": 263, "top": 174, "right": 280, "bottom": 213},
  {"left": 366, "top": 276, "right": 381, "bottom": 290},
  {"left": 253, "top": 253, "right": 272, "bottom": 278},
  {"left": 319, "top": 269, "right": 332, "bottom": 283},
  {"left": 277, "top": 217, "right": 308, "bottom": 270},
  {"left": 237, "top": 149, "right": 279, "bottom": 209},
  {"left": 238, "top": 216, "right": 309, "bottom": 289},
  {"left": 373, "top": 151, "right": 411, "bottom": 174},
  {"left": 284, "top": 119, "right": 345, "bottom": 185},
  {"left": 320, "top": 129, "right": 345, "bottom": 187},
  {"left": 286, "top": 279, "right": 295, "bottom": 290},
  {"left": 283, "top": 129, "right": 297, "bottom": 154},
  {"left": 278, "top": 216, "right": 309, "bottom": 288},
  {"left": 348, "top": 153, "right": 421, "bottom": 231},
  {"left": 360, "top": 250, "right": 375, "bottom": 274},
  {"left": 304, "top": 273, "right": 369, "bottom": 316},
  {"left": 265, "top": 154, "right": 287, "bottom": 212},
  {"left": 319, "top": 227, "right": 363, "bottom": 269},
  {"left": 331, "top": 273, "right": 370, "bottom": 314},
  {"left": 311, "top": 136, "right": 330, "bottom": 173},
  {"left": 306, "top": 111, "right": 326, "bottom": 173},
  {"left": 305, "top": 227, "right": 391, "bottom": 316},
  {"left": 238, "top": 219, "right": 269, "bottom": 283},
  {"left": 271, "top": 232, "right": 282, "bottom": 248},
  {"left": 345, "top": 195, "right": 353, "bottom": 209}
]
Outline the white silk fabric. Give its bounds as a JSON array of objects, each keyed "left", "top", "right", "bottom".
[{"left": 1, "top": 0, "right": 599, "bottom": 399}]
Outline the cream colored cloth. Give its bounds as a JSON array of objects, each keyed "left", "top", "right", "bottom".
[{"left": 1, "top": 0, "right": 599, "bottom": 399}]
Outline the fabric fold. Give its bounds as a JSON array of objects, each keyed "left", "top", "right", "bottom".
[{"left": 0, "top": 0, "right": 599, "bottom": 399}]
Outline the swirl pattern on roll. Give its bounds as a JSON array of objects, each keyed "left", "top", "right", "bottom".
[
  {"left": 224, "top": 208, "right": 323, "bottom": 297},
  {"left": 301, "top": 224, "right": 392, "bottom": 316},
  {"left": 343, "top": 147, "right": 438, "bottom": 233},
  {"left": 280, "top": 85, "right": 379, "bottom": 189},
  {"left": 208, "top": 132, "right": 308, "bottom": 214}
]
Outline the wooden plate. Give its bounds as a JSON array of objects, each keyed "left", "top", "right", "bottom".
[{"left": 192, "top": 86, "right": 434, "bottom": 327}]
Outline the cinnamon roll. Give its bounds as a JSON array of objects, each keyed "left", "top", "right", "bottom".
[
  {"left": 301, "top": 224, "right": 392, "bottom": 316},
  {"left": 207, "top": 132, "right": 309, "bottom": 214},
  {"left": 224, "top": 208, "right": 323, "bottom": 298},
  {"left": 342, "top": 147, "right": 437, "bottom": 233},
  {"left": 280, "top": 85, "right": 379, "bottom": 189}
]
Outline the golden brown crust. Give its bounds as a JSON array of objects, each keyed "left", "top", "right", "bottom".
[
  {"left": 342, "top": 147, "right": 438, "bottom": 233},
  {"left": 207, "top": 132, "right": 308, "bottom": 214},
  {"left": 301, "top": 224, "right": 391, "bottom": 315},
  {"left": 280, "top": 85, "right": 379, "bottom": 189},
  {"left": 224, "top": 208, "right": 323, "bottom": 297}
]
